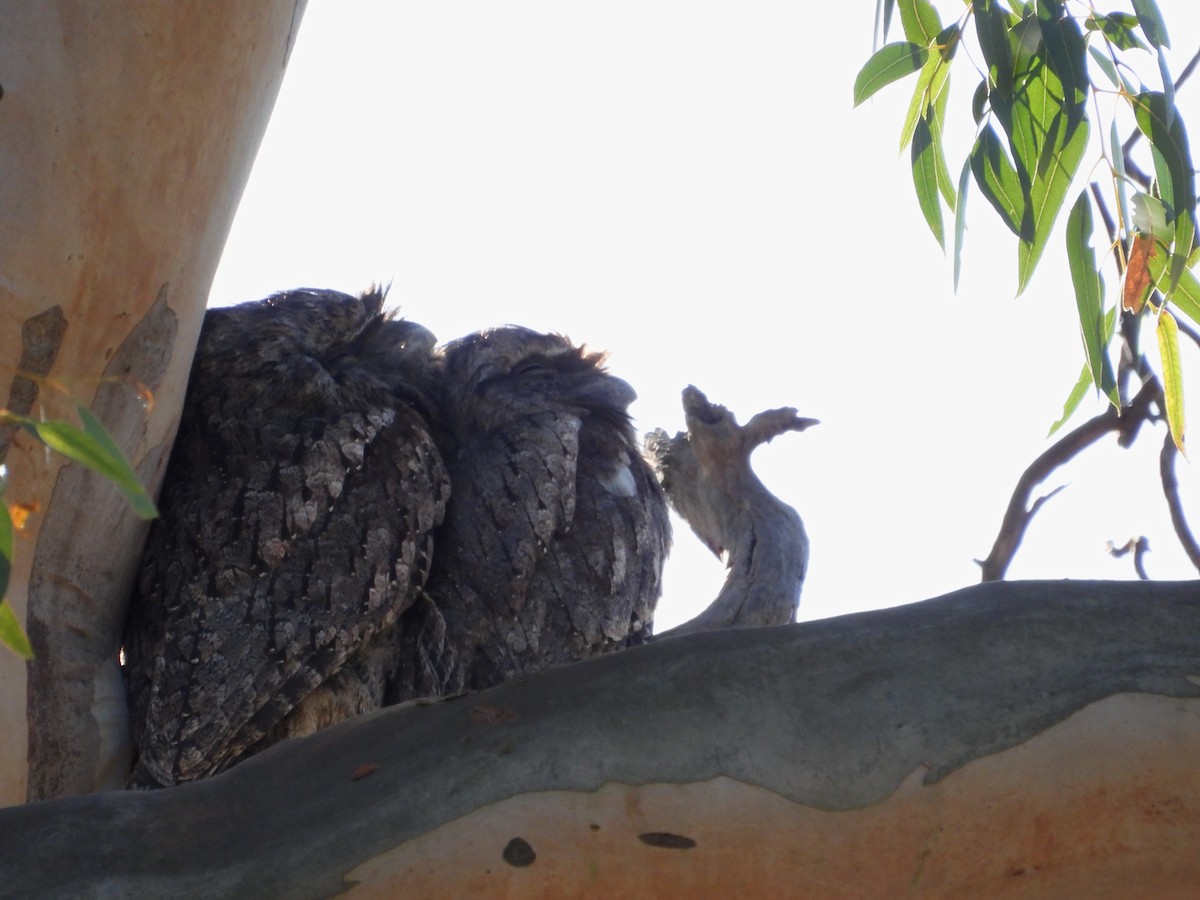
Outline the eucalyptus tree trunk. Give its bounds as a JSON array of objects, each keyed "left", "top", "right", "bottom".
[{"left": 0, "top": 0, "right": 306, "bottom": 803}]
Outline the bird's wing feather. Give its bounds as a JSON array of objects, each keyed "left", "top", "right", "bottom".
[
  {"left": 439, "top": 409, "right": 581, "bottom": 613},
  {"left": 128, "top": 403, "right": 445, "bottom": 784}
]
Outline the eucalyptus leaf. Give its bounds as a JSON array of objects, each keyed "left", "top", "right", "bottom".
[
  {"left": 1006, "top": 33, "right": 1090, "bottom": 294},
  {"left": 1087, "top": 45, "right": 1121, "bottom": 89},
  {"left": 897, "top": 0, "right": 941, "bottom": 46},
  {"left": 1111, "top": 119, "right": 1130, "bottom": 232},
  {"left": 1133, "top": 91, "right": 1197, "bottom": 290},
  {"left": 1132, "top": 0, "right": 1171, "bottom": 49},
  {"left": 970, "top": 124, "right": 1026, "bottom": 236},
  {"left": 1048, "top": 364, "right": 1093, "bottom": 436},
  {"left": 973, "top": 0, "right": 1016, "bottom": 102},
  {"left": 1065, "top": 192, "right": 1118, "bottom": 407},
  {"left": 0, "top": 600, "right": 33, "bottom": 661},
  {"left": 1049, "top": 305, "right": 1118, "bottom": 435},
  {"left": 899, "top": 51, "right": 949, "bottom": 151},
  {"left": 1086, "top": 12, "right": 1147, "bottom": 51},
  {"left": 854, "top": 42, "right": 928, "bottom": 106},
  {"left": 912, "top": 115, "right": 947, "bottom": 247},
  {"left": 24, "top": 408, "right": 158, "bottom": 520},
  {"left": 1157, "top": 309, "right": 1186, "bottom": 453},
  {"left": 1148, "top": 244, "right": 1200, "bottom": 326},
  {"left": 953, "top": 157, "right": 972, "bottom": 291}
]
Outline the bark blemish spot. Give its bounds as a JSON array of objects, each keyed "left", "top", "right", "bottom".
[
  {"left": 502, "top": 837, "right": 536, "bottom": 867},
  {"left": 638, "top": 832, "right": 697, "bottom": 850}
]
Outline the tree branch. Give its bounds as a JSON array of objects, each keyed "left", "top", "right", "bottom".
[
  {"left": 4, "top": 581, "right": 1200, "bottom": 898},
  {"left": 1160, "top": 433, "right": 1200, "bottom": 573},
  {"left": 976, "top": 380, "right": 1159, "bottom": 581}
]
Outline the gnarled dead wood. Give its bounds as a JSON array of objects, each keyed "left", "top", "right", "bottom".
[{"left": 647, "top": 385, "right": 817, "bottom": 637}]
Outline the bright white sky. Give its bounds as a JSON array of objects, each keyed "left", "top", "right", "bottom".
[{"left": 211, "top": 1, "right": 1200, "bottom": 630}]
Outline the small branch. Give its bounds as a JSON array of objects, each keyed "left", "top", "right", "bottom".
[
  {"left": 1106, "top": 537, "right": 1151, "bottom": 580},
  {"left": 976, "top": 380, "right": 1159, "bottom": 581},
  {"left": 1160, "top": 433, "right": 1200, "bottom": 573},
  {"left": 647, "top": 386, "right": 817, "bottom": 637}
]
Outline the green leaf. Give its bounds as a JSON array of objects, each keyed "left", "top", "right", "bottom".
[
  {"left": 0, "top": 600, "right": 33, "bottom": 661},
  {"left": 898, "top": 0, "right": 941, "bottom": 46},
  {"left": 1133, "top": 91, "right": 1197, "bottom": 290},
  {"left": 1038, "top": 3, "right": 1089, "bottom": 130},
  {"left": 1147, "top": 245, "right": 1200, "bottom": 326},
  {"left": 1003, "top": 8, "right": 1090, "bottom": 293},
  {"left": 899, "top": 51, "right": 950, "bottom": 151},
  {"left": 1133, "top": 192, "right": 1169, "bottom": 238},
  {"left": 854, "top": 42, "right": 928, "bottom": 106},
  {"left": 1017, "top": 116, "right": 1090, "bottom": 293},
  {"left": 1048, "top": 363, "right": 1093, "bottom": 436},
  {"left": 970, "top": 124, "right": 1026, "bottom": 236},
  {"left": 973, "top": 0, "right": 1016, "bottom": 102},
  {"left": 912, "top": 114, "right": 946, "bottom": 247},
  {"left": 20, "top": 407, "right": 158, "bottom": 520},
  {"left": 874, "top": 0, "right": 898, "bottom": 49},
  {"left": 73, "top": 404, "right": 159, "bottom": 519},
  {"left": 1087, "top": 45, "right": 1120, "bottom": 89},
  {"left": 1065, "top": 192, "right": 1118, "bottom": 407},
  {"left": 1049, "top": 306, "right": 1118, "bottom": 435},
  {"left": 1132, "top": 0, "right": 1171, "bottom": 49},
  {"left": 971, "top": 78, "right": 989, "bottom": 123},
  {"left": 1159, "top": 53, "right": 1176, "bottom": 128},
  {"left": 953, "top": 156, "right": 972, "bottom": 290},
  {"left": 929, "top": 55, "right": 955, "bottom": 212},
  {"left": 1086, "top": 12, "right": 1147, "bottom": 51},
  {"left": 1157, "top": 309, "right": 1185, "bottom": 453},
  {"left": 1111, "top": 118, "right": 1131, "bottom": 231}
]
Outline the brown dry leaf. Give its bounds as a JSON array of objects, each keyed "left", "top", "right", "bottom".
[
  {"left": 1123, "top": 233, "right": 1156, "bottom": 313},
  {"left": 350, "top": 762, "right": 378, "bottom": 781}
]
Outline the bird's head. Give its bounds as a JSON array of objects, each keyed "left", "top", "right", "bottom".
[
  {"left": 438, "top": 326, "right": 637, "bottom": 433},
  {"left": 198, "top": 286, "right": 439, "bottom": 415}
]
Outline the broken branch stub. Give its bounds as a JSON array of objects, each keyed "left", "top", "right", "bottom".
[{"left": 646, "top": 385, "right": 817, "bottom": 637}]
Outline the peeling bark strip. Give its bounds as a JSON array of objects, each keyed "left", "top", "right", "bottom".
[
  {"left": 4, "top": 581, "right": 1198, "bottom": 898},
  {"left": 647, "top": 385, "right": 817, "bottom": 636},
  {"left": 0, "top": 305, "right": 67, "bottom": 462},
  {"left": 27, "top": 287, "right": 178, "bottom": 800}
]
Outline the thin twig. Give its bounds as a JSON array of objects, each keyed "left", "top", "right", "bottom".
[
  {"left": 1159, "top": 432, "right": 1200, "bottom": 573},
  {"left": 976, "top": 380, "right": 1160, "bottom": 581},
  {"left": 1106, "top": 537, "right": 1151, "bottom": 579}
]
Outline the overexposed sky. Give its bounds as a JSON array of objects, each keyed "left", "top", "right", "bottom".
[{"left": 212, "top": 1, "right": 1200, "bottom": 629}]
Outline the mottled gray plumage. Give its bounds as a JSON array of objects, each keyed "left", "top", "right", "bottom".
[
  {"left": 123, "top": 288, "right": 448, "bottom": 787},
  {"left": 389, "top": 327, "right": 671, "bottom": 701}
]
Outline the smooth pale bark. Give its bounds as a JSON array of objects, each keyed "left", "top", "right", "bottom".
[
  {"left": 2, "top": 580, "right": 1198, "bottom": 898},
  {"left": 0, "top": 1, "right": 306, "bottom": 803}
]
